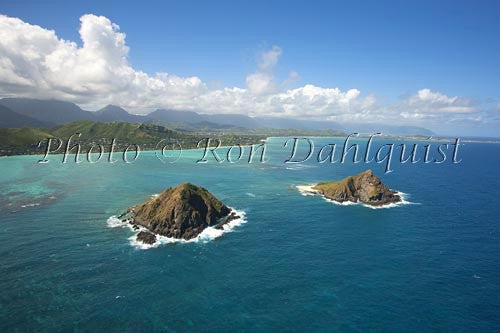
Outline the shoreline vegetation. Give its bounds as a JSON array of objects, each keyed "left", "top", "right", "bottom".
[
  {"left": 1, "top": 98, "right": 499, "bottom": 160},
  {"left": 1, "top": 120, "right": 499, "bottom": 159},
  {"left": 0, "top": 121, "right": 475, "bottom": 174},
  {"left": 0, "top": 120, "right": 346, "bottom": 157}
]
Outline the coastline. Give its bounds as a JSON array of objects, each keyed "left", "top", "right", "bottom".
[
  {"left": 3, "top": 134, "right": 500, "bottom": 158},
  {"left": 0, "top": 142, "right": 263, "bottom": 158}
]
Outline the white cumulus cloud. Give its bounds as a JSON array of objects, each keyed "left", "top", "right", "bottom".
[
  {"left": 0, "top": 14, "right": 207, "bottom": 109},
  {"left": 405, "top": 89, "right": 478, "bottom": 114},
  {"left": 245, "top": 46, "right": 283, "bottom": 95},
  {"left": 0, "top": 13, "right": 491, "bottom": 130}
]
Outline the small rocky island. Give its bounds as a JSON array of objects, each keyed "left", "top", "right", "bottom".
[
  {"left": 121, "top": 183, "right": 240, "bottom": 244},
  {"left": 300, "top": 169, "right": 402, "bottom": 207}
]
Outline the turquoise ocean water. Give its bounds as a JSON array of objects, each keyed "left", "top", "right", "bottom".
[{"left": 0, "top": 137, "right": 499, "bottom": 332}]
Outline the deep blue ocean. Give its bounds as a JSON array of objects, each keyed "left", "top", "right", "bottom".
[{"left": 1, "top": 137, "right": 499, "bottom": 332}]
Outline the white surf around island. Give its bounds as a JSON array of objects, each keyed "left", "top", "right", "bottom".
[
  {"left": 361, "top": 191, "right": 413, "bottom": 209},
  {"left": 296, "top": 184, "right": 415, "bottom": 209},
  {"left": 107, "top": 207, "right": 247, "bottom": 250},
  {"left": 296, "top": 185, "right": 320, "bottom": 196}
]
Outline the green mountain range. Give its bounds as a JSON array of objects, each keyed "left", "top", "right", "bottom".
[{"left": 0, "top": 97, "right": 434, "bottom": 136}]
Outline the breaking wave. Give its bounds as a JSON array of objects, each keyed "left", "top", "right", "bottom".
[
  {"left": 361, "top": 192, "right": 415, "bottom": 209},
  {"left": 296, "top": 185, "right": 319, "bottom": 196},
  {"left": 106, "top": 216, "right": 130, "bottom": 228}
]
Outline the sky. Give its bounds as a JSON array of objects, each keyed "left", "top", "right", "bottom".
[{"left": 0, "top": 0, "right": 499, "bottom": 136}]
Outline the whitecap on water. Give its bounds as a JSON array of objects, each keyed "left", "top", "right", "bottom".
[
  {"left": 20, "top": 202, "right": 41, "bottom": 208},
  {"left": 285, "top": 164, "right": 316, "bottom": 171}
]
